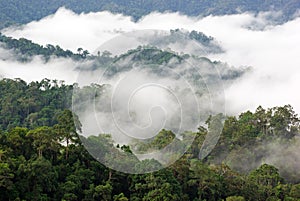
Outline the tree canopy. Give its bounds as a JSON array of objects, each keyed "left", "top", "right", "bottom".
[{"left": 0, "top": 78, "right": 300, "bottom": 200}]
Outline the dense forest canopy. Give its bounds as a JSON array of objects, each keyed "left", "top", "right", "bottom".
[
  {"left": 0, "top": 0, "right": 300, "bottom": 28},
  {"left": 0, "top": 33, "right": 90, "bottom": 61},
  {"left": 0, "top": 29, "right": 221, "bottom": 60},
  {"left": 0, "top": 78, "right": 300, "bottom": 200},
  {"left": 1, "top": 1, "right": 300, "bottom": 199}
]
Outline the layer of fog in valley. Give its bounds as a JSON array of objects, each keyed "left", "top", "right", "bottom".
[
  {"left": 1, "top": 8, "right": 300, "bottom": 173},
  {"left": 1, "top": 8, "right": 300, "bottom": 114}
]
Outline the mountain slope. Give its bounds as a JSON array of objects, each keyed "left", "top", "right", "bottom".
[{"left": 0, "top": 0, "right": 299, "bottom": 28}]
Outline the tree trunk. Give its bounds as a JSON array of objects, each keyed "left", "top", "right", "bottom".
[
  {"left": 66, "top": 138, "right": 69, "bottom": 160},
  {"left": 108, "top": 169, "right": 112, "bottom": 181},
  {"left": 38, "top": 149, "right": 42, "bottom": 158}
]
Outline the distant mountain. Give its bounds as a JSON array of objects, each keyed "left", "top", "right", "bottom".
[
  {"left": 0, "top": 33, "right": 86, "bottom": 61},
  {"left": 0, "top": 29, "right": 221, "bottom": 61},
  {"left": 0, "top": 31, "right": 248, "bottom": 88},
  {"left": 0, "top": 0, "right": 300, "bottom": 28}
]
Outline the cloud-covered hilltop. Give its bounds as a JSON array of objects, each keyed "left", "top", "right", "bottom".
[{"left": 1, "top": 8, "right": 300, "bottom": 116}]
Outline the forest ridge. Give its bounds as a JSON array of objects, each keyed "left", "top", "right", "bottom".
[{"left": 0, "top": 0, "right": 300, "bottom": 28}]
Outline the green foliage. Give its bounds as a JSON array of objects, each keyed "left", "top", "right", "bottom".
[
  {"left": 0, "top": 162, "right": 14, "bottom": 189},
  {"left": 0, "top": 33, "right": 88, "bottom": 61},
  {"left": 226, "top": 196, "right": 245, "bottom": 201},
  {"left": 188, "top": 160, "right": 223, "bottom": 200},
  {"left": 208, "top": 105, "right": 300, "bottom": 177},
  {"left": 120, "top": 145, "right": 132, "bottom": 154},
  {"left": 54, "top": 109, "right": 81, "bottom": 159},
  {"left": 113, "top": 193, "right": 128, "bottom": 201},
  {"left": 93, "top": 182, "right": 113, "bottom": 200},
  {"left": 249, "top": 164, "right": 283, "bottom": 188},
  {"left": 0, "top": 78, "right": 73, "bottom": 130},
  {"left": 0, "top": 0, "right": 298, "bottom": 29},
  {"left": 0, "top": 78, "right": 300, "bottom": 200},
  {"left": 130, "top": 169, "right": 182, "bottom": 201},
  {"left": 26, "top": 126, "right": 59, "bottom": 158},
  {"left": 115, "top": 46, "right": 183, "bottom": 65},
  {"left": 134, "top": 129, "right": 176, "bottom": 153},
  {"left": 290, "top": 184, "right": 300, "bottom": 199}
]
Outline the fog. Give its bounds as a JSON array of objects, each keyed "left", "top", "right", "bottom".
[
  {"left": 70, "top": 48, "right": 228, "bottom": 171},
  {"left": 1, "top": 7, "right": 300, "bottom": 172},
  {"left": 0, "top": 54, "right": 80, "bottom": 83},
  {"left": 2, "top": 7, "right": 300, "bottom": 115}
]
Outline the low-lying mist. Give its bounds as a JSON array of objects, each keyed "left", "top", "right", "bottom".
[
  {"left": 1, "top": 7, "right": 300, "bottom": 174},
  {"left": 1, "top": 7, "right": 300, "bottom": 115}
]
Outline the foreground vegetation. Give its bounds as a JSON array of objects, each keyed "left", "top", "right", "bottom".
[{"left": 0, "top": 78, "right": 300, "bottom": 200}]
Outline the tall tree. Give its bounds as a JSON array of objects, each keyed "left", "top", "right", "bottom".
[
  {"left": 26, "top": 126, "right": 58, "bottom": 158},
  {"left": 54, "top": 110, "right": 82, "bottom": 159}
]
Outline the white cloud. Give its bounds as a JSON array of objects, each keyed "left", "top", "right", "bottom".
[
  {"left": 0, "top": 55, "right": 80, "bottom": 83},
  {"left": 1, "top": 8, "right": 300, "bottom": 174},
  {"left": 1, "top": 7, "right": 300, "bottom": 116}
]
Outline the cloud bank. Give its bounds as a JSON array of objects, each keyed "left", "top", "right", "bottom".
[
  {"left": 1, "top": 7, "right": 300, "bottom": 174},
  {"left": 1, "top": 8, "right": 299, "bottom": 116}
]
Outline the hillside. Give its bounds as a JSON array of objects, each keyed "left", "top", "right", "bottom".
[
  {"left": 1, "top": 78, "right": 300, "bottom": 200},
  {"left": 1, "top": 2, "right": 300, "bottom": 199},
  {"left": 0, "top": 0, "right": 300, "bottom": 28}
]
